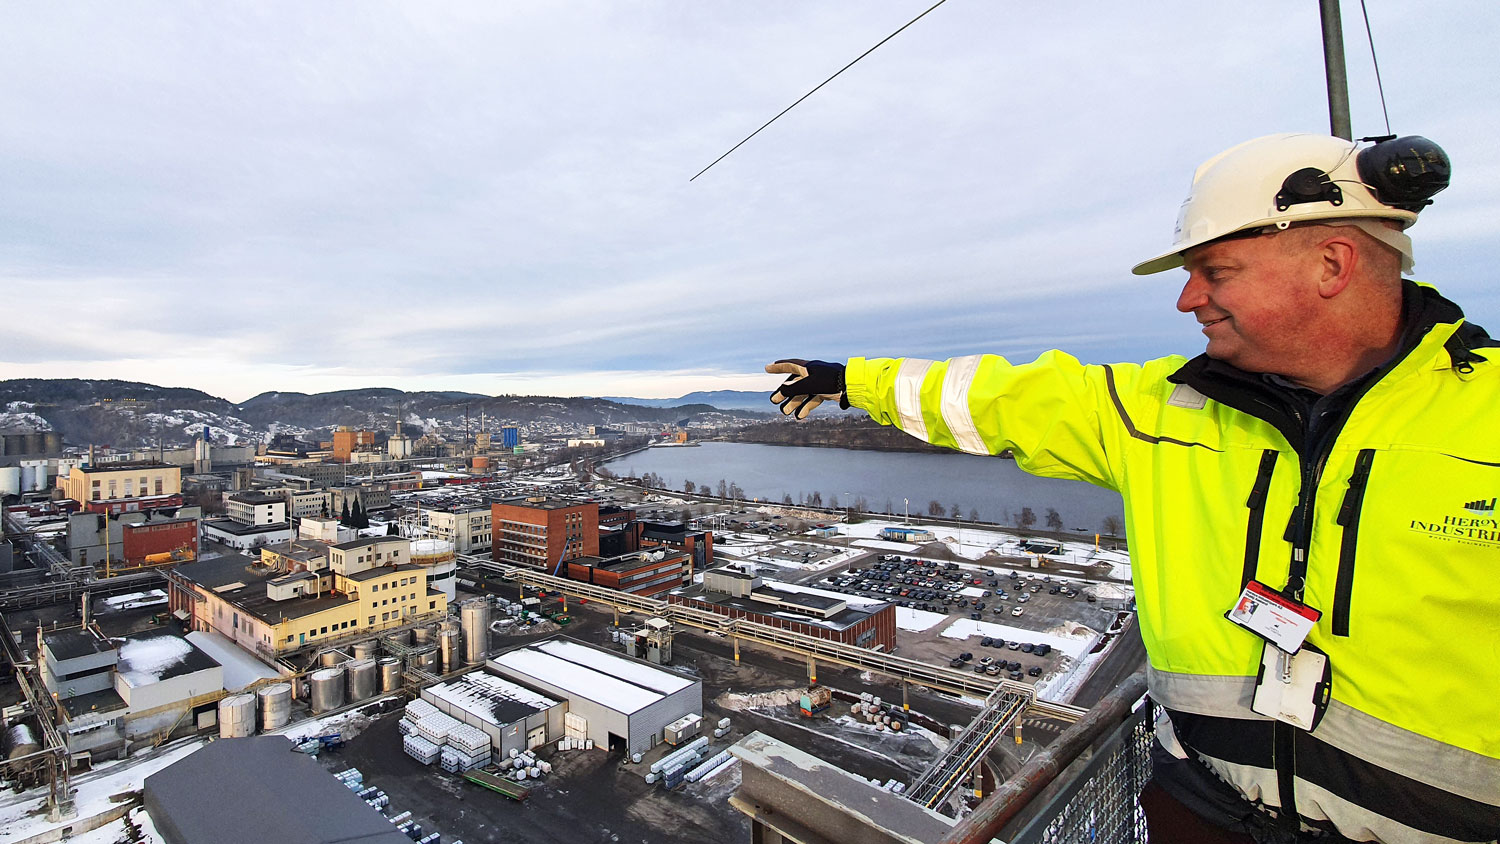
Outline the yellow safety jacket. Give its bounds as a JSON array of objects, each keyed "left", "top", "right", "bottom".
[{"left": 845, "top": 283, "right": 1500, "bottom": 843}]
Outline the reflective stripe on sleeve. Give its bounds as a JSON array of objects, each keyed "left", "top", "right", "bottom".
[
  {"left": 894, "top": 359, "right": 934, "bottom": 442},
  {"left": 939, "top": 355, "right": 989, "bottom": 455}
]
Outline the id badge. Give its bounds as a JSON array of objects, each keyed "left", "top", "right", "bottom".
[
  {"left": 1251, "top": 641, "right": 1332, "bottom": 730},
  {"left": 1225, "top": 580, "right": 1321, "bottom": 654}
]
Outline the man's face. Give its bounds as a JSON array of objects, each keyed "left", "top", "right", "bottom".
[{"left": 1177, "top": 232, "right": 1320, "bottom": 375}]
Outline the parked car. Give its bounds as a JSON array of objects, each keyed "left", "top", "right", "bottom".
[
  {"left": 1028, "top": 666, "right": 1043, "bottom": 677},
  {"left": 985, "top": 663, "right": 1003, "bottom": 676},
  {"left": 1012, "top": 607, "right": 1025, "bottom": 617},
  {"left": 1022, "top": 643, "right": 1035, "bottom": 654},
  {"left": 980, "top": 636, "right": 993, "bottom": 647}
]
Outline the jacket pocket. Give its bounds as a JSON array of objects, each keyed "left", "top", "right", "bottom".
[
  {"left": 1242, "top": 449, "right": 1279, "bottom": 588},
  {"left": 1332, "top": 449, "right": 1375, "bottom": 636}
]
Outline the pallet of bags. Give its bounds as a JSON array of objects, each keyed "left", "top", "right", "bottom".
[
  {"left": 406, "top": 699, "right": 439, "bottom": 721},
  {"left": 412, "top": 711, "right": 460, "bottom": 746},
  {"left": 404, "top": 734, "right": 441, "bottom": 765},
  {"left": 445, "top": 724, "right": 491, "bottom": 757}
]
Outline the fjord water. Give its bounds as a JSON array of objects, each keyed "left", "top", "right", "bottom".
[{"left": 601, "top": 442, "right": 1123, "bottom": 531}]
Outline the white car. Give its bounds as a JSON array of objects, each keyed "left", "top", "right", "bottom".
[{"left": 1012, "top": 607, "right": 1025, "bottom": 617}]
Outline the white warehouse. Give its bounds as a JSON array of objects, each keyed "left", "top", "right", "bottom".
[{"left": 488, "top": 637, "right": 701, "bottom": 755}]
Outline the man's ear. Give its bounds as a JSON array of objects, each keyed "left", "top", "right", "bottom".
[{"left": 1315, "top": 234, "right": 1359, "bottom": 300}]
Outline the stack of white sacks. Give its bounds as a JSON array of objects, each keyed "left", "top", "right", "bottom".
[
  {"left": 495, "top": 748, "right": 551, "bottom": 781},
  {"left": 401, "top": 699, "right": 492, "bottom": 771}
]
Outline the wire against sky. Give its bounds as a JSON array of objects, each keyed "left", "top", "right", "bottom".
[
  {"left": 689, "top": 0, "right": 950, "bottom": 182},
  {"left": 1358, "top": 0, "right": 1391, "bottom": 136}
]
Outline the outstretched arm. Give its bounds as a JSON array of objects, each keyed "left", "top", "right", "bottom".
[{"left": 765, "top": 359, "right": 849, "bottom": 419}]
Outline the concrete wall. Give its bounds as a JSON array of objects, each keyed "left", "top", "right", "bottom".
[{"left": 118, "top": 665, "right": 223, "bottom": 714}]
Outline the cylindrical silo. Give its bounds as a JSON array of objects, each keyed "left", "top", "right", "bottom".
[
  {"left": 413, "top": 646, "right": 438, "bottom": 673},
  {"left": 438, "top": 630, "right": 460, "bottom": 673},
  {"left": 461, "top": 599, "right": 491, "bottom": 665},
  {"left": 310, "top": 668, "right": 345, "bottom": 714},
  {"left": 319, "top": 650, "right": 342, "bottom": 668},
  {"left": 257, "top": 683, "right": 292, "bottom": 731},
  {"left": 379, "top": 657, "right": 402, "bottom": 692},
  {"left": 351, "top": 641, "right": 377, "bottom": 660},
  {"left": 0, "top": 468, "right": 20, "bottom": 498},
  {"left": 27, "top": 464, "right": 48, "bottom": 492},
  {"left": 413, "top": 624, "right": 436, "bottom": 645},
  {"left": 218, "top": 694, "right": 257, "bottom": 738},
  {"left": 5, "top": 724, "right": 40, "bottom": 760},
  {"left": 18, "top": 466, "right": 36, "bottom": 493},
  {"left": 346, "top": 659, "right": 377, "bottom": 702}
]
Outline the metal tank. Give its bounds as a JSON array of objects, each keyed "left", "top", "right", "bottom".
[
  {"left": 218, "top": 694, "right": 257, "bottom": 738},
  {"left": 0, "top": 467, "right": 20, "bottom": 498},
  {"left": 384, "top": 629, "right": 411, "bottom": 648},
  {"left": 413, "top": 624, "right": 436, "bottom": 645},
  {"left": 5, "top": 724, "right": 40, "bottom": 760},
  {"left": 438, "top": 630, "right": 461, "bottom": 673},
  {"left": 461, "top": 599, "right": 491, "bottom": 665},
  {"left": 319, "top": 650, "right": 342, "bottom": 668},
  {"left": 309, "top": 667, "right": 346, "bottom": 714},
  {"left": 351, "top": 641, "right": 377, "bottom": 660},
  {"left": 257, "top": 683, "right": 293, "bottom": 731},
  {"left": 346, "top": 659, "right": 377, "bottom": 702},
  {"left": 379, "top": 657, "right": 402, "bottom": 692},
  {"left": 412, "top": 646, "right": 439, "bottom": 673}
]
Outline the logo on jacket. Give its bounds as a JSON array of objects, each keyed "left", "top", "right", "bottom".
[
  {"left": 1462, "top": 497, "right": 1496, "bottom": 514},
  {"left": 1409, "top": 496, "right": 1500, "bottom": 548}
]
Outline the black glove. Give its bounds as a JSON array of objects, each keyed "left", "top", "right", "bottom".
[{"left": 765, "top": 359, "right": 848, "bottom": 419}]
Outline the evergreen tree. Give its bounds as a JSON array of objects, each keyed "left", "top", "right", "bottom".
[{"left": 340, "top": 499, "right": 351, "bottom": 526}]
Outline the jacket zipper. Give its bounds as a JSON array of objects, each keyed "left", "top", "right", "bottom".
[
  {"left": 1241, "top": 449, "right": 1279, "bottom": 588},
  {"left": 1332, "top": 449, "right": 1376, "bottom": 636}
]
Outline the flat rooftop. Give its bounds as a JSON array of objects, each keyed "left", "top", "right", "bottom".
[
  {"left": 202, "top": 518, "right": 288, "bottom": 537},
  {"left": 331, "top": 536, "right": 401, "bottom": 551},
  {"left": 672, "top": 579, "right": 889, "bottom": 632},
  {"left": 174, "top": 555, "right": 358, "bottom": 625},
  {"left": 426, "top": 670, "right": 559, "bottom": 727},
  {"left": 115, "top": 629, "right": 220, "bottom": 687},
  {"left": 489, "top": 637, "right": 695, "bottom": 715},
  {"left": 42, "top": 626, "right": 115, "bottom": 661},
  {"left": 228, "top": 491, "right": 283, "bottom": 505}
]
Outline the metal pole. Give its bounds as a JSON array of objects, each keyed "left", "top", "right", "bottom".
[{"left": 1320, "top": 0, "right": 1352, "bottom": 139}]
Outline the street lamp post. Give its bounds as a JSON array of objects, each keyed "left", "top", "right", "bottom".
[
  {"left": 843, "top": 491, "right": 852, "bottom": 524},
  {"left": 904, "top": 498, "right": 909, "bottom": 524}
]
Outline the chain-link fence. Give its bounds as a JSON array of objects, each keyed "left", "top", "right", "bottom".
[{"left": 1005, "top": 701, "right": 1156, "bottom": 844}]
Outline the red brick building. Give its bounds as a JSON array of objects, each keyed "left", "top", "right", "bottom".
[
  {"left": 491, "top": 500, "right": 599, "bottom": 572},
  {"left": 667, "top": 567, "right": 896, "bottom": 650},
  {"left": 121, "top": 518, "right": 199, "bottom": 567},
  {"left": 565, "top": 549, "right": 691, "bottom": 598}
]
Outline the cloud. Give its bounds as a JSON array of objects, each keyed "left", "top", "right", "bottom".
[{"left": 2, "top": 1, "right": 1498, "bottom": 400}]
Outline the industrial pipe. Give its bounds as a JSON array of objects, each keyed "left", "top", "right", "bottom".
[{"left": 939, "top": 671, "right": 1148, "bottom": 844}]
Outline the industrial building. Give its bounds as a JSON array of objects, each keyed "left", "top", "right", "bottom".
[
  {"left": 669, "top": 566, "right": 897, "bottom": 650},
  {"left": 564, "top": 548, "right": 692, "bottom": 598},
  {"left": 225, "top": 491, "right": 288, "bottom": 526},
  {"left": 491, "top": 499, "right": 599, "bottom": 570},
  {"left": 420, "top": 504, "right": 493, "bottom": 553},
  {"left": 166, "top": 545, "right": 448, "bottom": 656},
  {"left": 65, "top": 507, "right": 200, "bottom": 569},
  {"left": 199, "top": 516, "right": 292, "bottom": 550},
  {"left": 638, "top": 521, "right": 714, "bottom": 571},
  {"left": 488, "top": 637, "right": 702, "bottom": 755},
  {"left": 144, "top": 736, "right": 411, "bottom": 844},
  {"left": 57, "top": 460, "right": 183, "bottom": 514},
  {"left": 421, "top": 670, "right": 564, "bottom": 758},
  {"left": 331, "top": 426, "right": 376, "bottom": 462}
]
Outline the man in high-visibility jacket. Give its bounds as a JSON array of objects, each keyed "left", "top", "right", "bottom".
[{"left": 767, "top": 134, "right": 1498, "bottom": 844}]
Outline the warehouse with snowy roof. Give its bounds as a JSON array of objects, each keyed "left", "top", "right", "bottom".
[{"left": 487, "top": 637, "right": 701, "bottom": 755}]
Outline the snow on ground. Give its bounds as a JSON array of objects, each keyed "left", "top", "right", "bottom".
[
  {"left": 851, "top": 538, "right": 919, "bottom": 552},
  {"left": 1036, "top": 642, "right": 1110, "bottom": 703},
  {"left": 838, "top": 518, "right": 1133, "bottom": 580},
  {"left": 895, "top": 607, "right": 948, "bottom": 632},
  {"left": 65, "top": 805, "right": 164, "bottom": 844},
  {"left": 938, "top": 618, "right": 1099, "bottom": 661},
  {"left": 274, "top": 699, "right": 390, "bottom": 742},
  {"left": 0, "top": 739, "right": 203, "bottom": 843},
  {"left": 420, "top": 470, "right": 470, "bottom": 480}
]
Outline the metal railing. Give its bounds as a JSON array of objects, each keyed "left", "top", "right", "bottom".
[{"left": 942, "top": 673, "right": 1152, "bottom": 844}]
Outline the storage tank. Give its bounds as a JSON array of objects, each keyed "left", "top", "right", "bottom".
[
  {"left": 310, "top": 668, "right": 346, "bottom": 714},
  {"left": 413, "top": 624, "right": 435, "bottom": 645},
  {"left": 438, "top": 630, "right": 461, "bottom": 673},
  {"left": 413, "top": 647, "right": 439, "bottom": 672},
  {"left": 5, "top": 723, "right": 40, "bottom": 760},
  {"left": 346, "top": 659, "right": 377, "bottom": 702},
  {"left": 471, "top": 455, "right": 490, "bottom": 471},
  {"left": 27, "top": 463, "right": 48, "bottom": 492},
  {"left": 218, "top": 694, "right": 257, "bottom": 738},
  {"left": 0, "top": 468, "right": 19, "bottom": 498},
  {"left": 351, "top": 641, "right": 377, "bottom": 660},
  {"left": 461, "top": 599, "right": 491, "bottom": 665},
  {"left": 18, "top": 465, "right": 36, "bottom": 493},
  {"left": 257, "top": 683, "right": 293, "bottom": 731},
  {"left": 379, "top": 658, "right": 402, "bottom": 692},
  {"left": 384, "top": 630, "right": 411, "bottom": 648},
  {"left": 319, "top": 650, "right": 343, "bottom": 668}
]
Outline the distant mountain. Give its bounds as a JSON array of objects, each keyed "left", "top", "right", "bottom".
[
  {"left": 0, "top": 379, "right": 772, "bottom": 449},
  {"left": 599, "top": 390, "right": 774, "bottom": 412}
]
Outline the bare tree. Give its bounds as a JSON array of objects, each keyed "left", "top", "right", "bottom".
[
  {"left": 950, "top": 503, "right": 962, "bottom": 519},
  {"left": 969, "top": 508, "right": 980, "bottom": 522},
  {"left": 717, "top": 479, "right": 728, "bottom": 498},
  {"left": 927, "top": 500, "right": 944, "bottom": 517},
  {"left": 1046, "top": 508, "right": 1064, "bottom": 531},
  {"left": 829, "top": 495, "right": 840, "bottom": 510},
  {"left": 1018, "top": 507, "right": 1037, "bottom": 530},
  {"left": 1102, "top": 515, "right": 1124, "bottom": 536},
  {"left": 683, "top": 480, "right": 696, "bottom": 494},
  {"left": 782, "top": 493, "right": 794, "bottom": 505},
  {"left": 809, "top": 491, "right": 823, "bottom": 507}
]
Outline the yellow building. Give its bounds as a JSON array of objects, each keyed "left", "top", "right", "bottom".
[
  {"left": 166, "top": 546, "right": 447, "bottom": 658},
  {"left": 60, "top": 461, "right": 182, "bottom": 507}
]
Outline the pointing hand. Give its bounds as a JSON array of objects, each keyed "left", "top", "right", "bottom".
[{"left": 766, "top": 359, "right": 848, "bottom": 419}]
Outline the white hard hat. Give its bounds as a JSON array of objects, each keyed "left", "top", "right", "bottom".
[{"left": 1133, "top": 133, "right": 1421, "bottom": 275}]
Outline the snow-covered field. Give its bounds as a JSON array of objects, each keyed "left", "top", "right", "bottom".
[
  {"left": 938, "top": 618, "right": 1099, "bottom": 661},
  {"left": 895, "top": 607, "right": 947, "bottom": 632}
]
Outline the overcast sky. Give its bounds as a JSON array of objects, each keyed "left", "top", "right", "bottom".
[{"left": 3, "top": 2, "right": 1497, "bottom": 403}]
